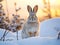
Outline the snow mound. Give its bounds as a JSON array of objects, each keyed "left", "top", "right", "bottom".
[{"left": 40, "top": 18, "right": 60, "bottom": 37}]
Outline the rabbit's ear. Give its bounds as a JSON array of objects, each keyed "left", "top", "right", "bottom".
[
  {"left": 33, "top": 5, "right": 38, "bottom": 13},
  {"left": 27, "top": 5, "right": 32, "bottom": 12}
]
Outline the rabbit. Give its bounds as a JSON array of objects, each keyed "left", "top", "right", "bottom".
[{"left": 21, "top": 5, "right": 40, "bottom": 39}]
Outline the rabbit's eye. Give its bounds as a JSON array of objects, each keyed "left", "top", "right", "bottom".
[
  {"left": 29, "top": 18, "right": 31, "bottom": 20},
  {"left": 29, "top": 17, "right": 31, "bottom": 20}
]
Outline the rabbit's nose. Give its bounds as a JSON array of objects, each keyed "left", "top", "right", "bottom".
[{"left": 32, "top": 17, "right": 34, "bottom": 21}]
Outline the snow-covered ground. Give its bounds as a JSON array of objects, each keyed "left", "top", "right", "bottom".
[
  {"left": 40, "top": 18, "right": 60, "bottom": 37},
  {"left": 0, "top": 18, "right": 60, "bottom": 45},
  {"left": 0, "top": 37, "right": 60, "bottom": 45}
]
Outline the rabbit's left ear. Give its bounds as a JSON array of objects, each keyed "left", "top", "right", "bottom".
[
  {"left": 33, "top": 5, "right": 38, "bottom": 13},
  {"left": 27, "top": 5, "right": 32, "bottom": 12}
]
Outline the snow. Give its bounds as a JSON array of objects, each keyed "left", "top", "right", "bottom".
[
  {"left": 0, "top": 37, "right": 60, "bottom": 45},
  {"left": 0, "top": 18, "right": 60, "bottom": 45},
  {"left": 40, "top": 18, "right": 60, "bottom": 37}
]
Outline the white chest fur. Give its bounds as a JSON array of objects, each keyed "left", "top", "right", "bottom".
[{"left": 26, "top": 23, "right": 39, "bottom": 32}]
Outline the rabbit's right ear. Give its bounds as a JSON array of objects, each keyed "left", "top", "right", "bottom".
[
  {"left": 27, "top": 5, "right": 32, "bottom": 12},
  {"left": 33, "top": 5, "right": 38, "bottom": 13}
]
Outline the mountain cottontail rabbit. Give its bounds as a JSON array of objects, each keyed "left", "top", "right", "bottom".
[{"left": 21, "top": 5, "right": 39, "bottom": 39}]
